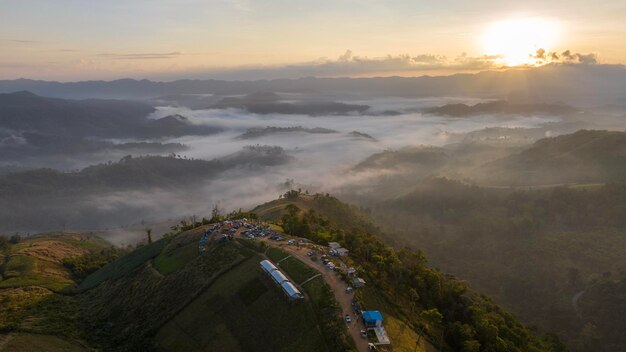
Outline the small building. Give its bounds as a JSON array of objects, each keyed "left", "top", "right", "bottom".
[
  {"left": 328, "top": 242, "right": 341, "bottom": 250},
  {"left": 353, "top": 277, "right": 366, "bottom": 288},
  {"left": 362, "top": 310, "right": 383, "bottom": 328},
  {"left": 335, "top": 248, "right": 349, "bottom": 257},
  {"left": 260, "top": 260, "right": 278, "bottom": 273},
  {"left": 271, "top": 270, "right": 289, "bottom": 284},
  {"left": 280, "top": 281, "right": 304, "bottom": 300}
]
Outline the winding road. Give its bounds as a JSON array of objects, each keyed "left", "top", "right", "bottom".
[{"left": 267, "top": 242, "right": 370, "bottom": 352}]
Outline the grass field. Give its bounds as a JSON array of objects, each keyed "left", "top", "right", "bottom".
[
  {"left": 278, "top": 257, "right": 318, "bottom": 284},
  {"left": 153, "top": 240, "right": 198, "bottom": 275},
  {"left": 154, "top": 255, "right": 327, "bottom": 352},
  {"left": 357, "top": 286, "right": 436, "bottom": 352},
  {"left": 266, "top": 247, "right": 290, "bottom": 262},
  {"left": 78, "top": 238, "right": 168, "bottom": 290},
  {"left": 265, "top": 247, "right": 317, "bottom": 284},
  {"left": 0, "top": 233, "right": 114, "bottom": 292},
  {"left": 0, "top": 255, "right": 73, "bottom": 292},
  {"left": 0, "top": 333, "right": 88, "bottom": 352},
  {"left": 269, "top": 224, "right": 285, "bottom": 232}
]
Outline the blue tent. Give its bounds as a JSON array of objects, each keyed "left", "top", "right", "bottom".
[{"left": 362, "top": 310, "right": 383, "bottom": 327}]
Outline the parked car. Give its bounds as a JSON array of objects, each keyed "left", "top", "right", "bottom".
[
  {"left": 360, "top": 330, "right": 367, "bottom": 338},
  {"left": 344, "top": 314, "right": 352, "bottom": 323}
]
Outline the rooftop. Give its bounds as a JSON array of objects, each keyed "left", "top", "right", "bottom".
[
  {"left": 362, "top": 310, "right": 383, "bottom": 322},
  {"left": 271, "top": 269, "right": 289, "bottom": 283},
  {"left": 281, "top": 281, "right": 304, "bottom": 299}
]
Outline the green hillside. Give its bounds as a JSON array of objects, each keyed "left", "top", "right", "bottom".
[
  {"left": 0, "top": 192, "right": 578, "bottom": 352},
  {"left": 155, "top": 255, "right": 326, "bottom": 352},
  {"left": 0, "top": 233, "right": 112, "bottom": 351},
  {"left": 255, "top": 191, "right": 566, "bottom": 352},
  {"left": 366, "top": 178, "right": 626, "bottom": 352},
  {"left": 0, "top": 225, "right": 350, "bottom": 352}
]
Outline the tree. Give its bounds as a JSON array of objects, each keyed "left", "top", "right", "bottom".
[
  {"left": 146, "top": 228, "right": 152, "bottom": 244},
  {"left": 210, "top": 204, "right": 223, "bottom": 223},
  {"left": 9, "top": 233, "right": 21, "bottom": 244},
  {"left": 0, "top": 235, "right": 9, "bottom": 251},
  {"left": 421, "top": 308, "right": 444, "bottom": 350}
]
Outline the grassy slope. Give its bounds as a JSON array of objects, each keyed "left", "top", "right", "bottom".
[
  {"left": 2, "top": 226, "right": 345, "bottom": 351},
  {"left": 357, "top": 286, "right": 435, "bottom": 352},
  {"left": 0, "top": 233, "right": 108, "bottom": 292},
  {"left": 0, "top": 333, "right": 88, "bottom": 352},
  {"left": 77, "top": 237, "right": 167, "bottom": 290},
  {"left": 80, "top": 227, "right": 346, "bottom": 351},
  {"left": 0, "top": 233, "right": 111, "bottom": 351},
  {"left": 267, "top": 247, "right": 355, "bottom": 352},
  {"left": 155, "top": 255, "right": 326, "bottom": 352}
]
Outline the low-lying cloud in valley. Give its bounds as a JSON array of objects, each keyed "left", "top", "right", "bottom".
[
  {"left": 1, "top": 69, "right": 625, "bottom": 241},
  {"left": 82, "top": 99, "right": 565, "bottom": 236}
]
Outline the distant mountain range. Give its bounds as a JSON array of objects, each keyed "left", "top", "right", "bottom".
[
  {"left": 1, "top": 64, "right": 625, "bottom": 106},
  {"left": 426, "top": 100, "right": 577, "bottom": 117},
  {"left": 237, "top": 126, "right": 338, "bottom": 139},
  {"left": 0, "top": 91, "right": 219, "bottom": 139}
]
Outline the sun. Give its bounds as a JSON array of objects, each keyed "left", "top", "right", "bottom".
[{"left": 483, "top": 18, "right": 560, "bottom": 66}]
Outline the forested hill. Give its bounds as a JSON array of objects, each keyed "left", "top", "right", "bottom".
[
  {"left": 480, "top": 130, "right": 626, "bottom": 185},
  {"left": 254, "top": 191, "right": 566, "bottom": 352},
  {"left": 365, "top": 178, "right": 626, "bottom": 352},
  {"left": 0, "top": 150, "right": 292, "bottom": 233}
]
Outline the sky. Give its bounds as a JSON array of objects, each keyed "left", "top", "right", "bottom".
[{"left": 1, "top": 0, "right": 625, "bottom": 81}]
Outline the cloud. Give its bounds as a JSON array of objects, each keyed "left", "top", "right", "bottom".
[
  {"left": 304, "top": 50, "right": 501, "bottom": 75},
  {"left": 532, "top": 49, "right": 598, "bottom": 65},
  {"left": 8, "top": 39, "right": 43, "bottom": 44},
  {"left": 162, "top": 50, "right": 504, "bottom": 80},
  {"left": 98, "top": 52, "right": 183, "bottom": 60},
  {"left": 149, "top": 48, "right": 603, "bottom": 81}
]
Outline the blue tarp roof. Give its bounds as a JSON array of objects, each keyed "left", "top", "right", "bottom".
[{"left": 362, "top": 310, "right": 383, "bottom": 322}]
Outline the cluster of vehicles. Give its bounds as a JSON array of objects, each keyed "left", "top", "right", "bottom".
[
  {"left": 239, "top": 222, "right": 285, "bottom": 240},
  {"left": 268, "top": 234, "right": 286, "bottom": 241},
  {"left": 320, "top": 254, "right": 337, "bottom": 270}
]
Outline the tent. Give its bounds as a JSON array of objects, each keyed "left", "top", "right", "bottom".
[{"left": 362, "top": 310, "right": 383, "bottom": 328}]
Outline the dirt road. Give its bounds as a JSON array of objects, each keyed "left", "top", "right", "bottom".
[{"left": 271, "top": 243, "right": 370, "bottom": 352}]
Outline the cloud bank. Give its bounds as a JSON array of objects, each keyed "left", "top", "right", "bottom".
[{"left": 157, "top": 49, "right": 601, "bottom": 80}]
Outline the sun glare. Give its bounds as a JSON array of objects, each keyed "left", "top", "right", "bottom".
[{"left": 483, "top": 18, "right": 560, "bottom": 66}]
